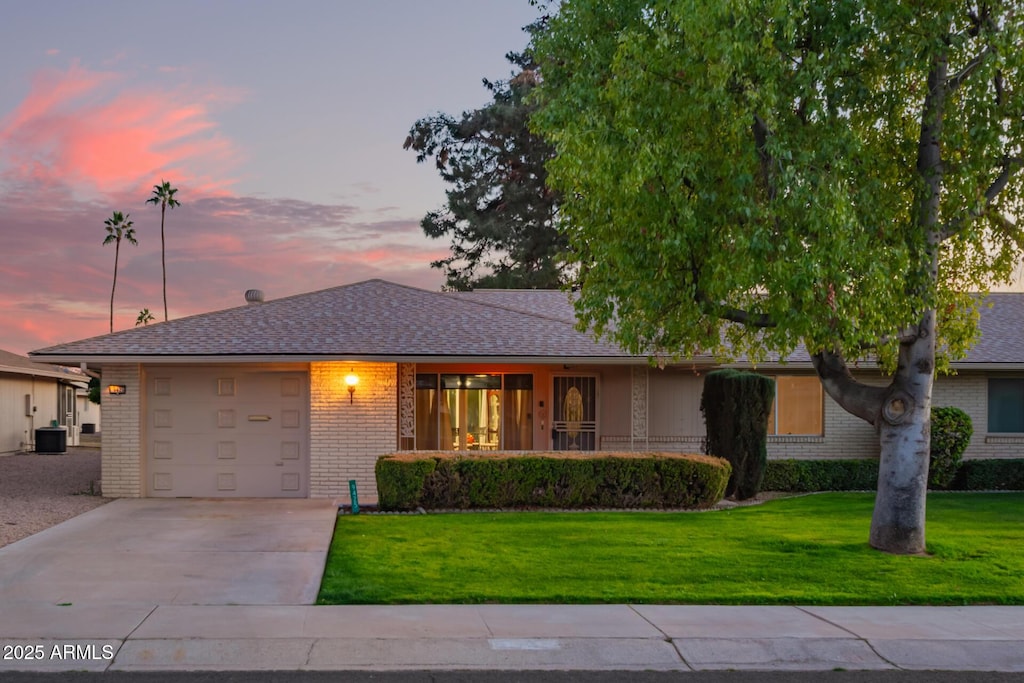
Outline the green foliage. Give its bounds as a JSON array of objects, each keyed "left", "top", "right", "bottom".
[
  {"left": 375, "top": 452, "right": 730, "bottom": 511},
  {"left": 701, "top": 369, "right": 775, "bottom": 500},
  {"left": 404, "top": 24, "right": 564, "bottom": 290},
  {"left": 763, "top": 460, "right": 880, "bottom": 492},
  {"left": 375, "top": 457, "right": 437, "bottom": 509},
  {"left": 531, "top": 1, "right": 1024, "bottom": 366},
  {"left": 135, "top": 308, "right": 155, "bottom": 326},
  {"left": 764, "top": 458, "right": 1024, "bottom": 492},
  {"left": 951, "top": 459, "right": 1024, "bottom": 491},
  {"left": 87, "top": 377, "right": 100, "bottom": 405},
  {"left": 930, "top": 407, "right": 974, "bottom": 489}
]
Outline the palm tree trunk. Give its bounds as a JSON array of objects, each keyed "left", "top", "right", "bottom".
[
  {"left": 110, "top": 240, "right": 120, "bottom": 333},
  {"left": 161, "top": 203, "right": 168, "bottom": 321}
]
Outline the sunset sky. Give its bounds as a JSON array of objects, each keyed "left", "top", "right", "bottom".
[{"left": 1, "top": 1, "right": 543, "bottom": 355}]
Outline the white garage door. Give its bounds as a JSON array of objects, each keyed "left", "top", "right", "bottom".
[{"left": 146, "top": 367, "right": 309, "bottom": 497}]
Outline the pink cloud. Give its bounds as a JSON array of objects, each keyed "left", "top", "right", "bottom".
[
  {"left": 0, "top": 62, "right": 452, "bottom": 357},
  {"left": 0, "top": 61, "right": 241, "bottom": 199}
]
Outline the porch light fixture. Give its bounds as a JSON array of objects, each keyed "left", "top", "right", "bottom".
[
  {"left": 107, "top": 384, "right": 127, "bottom": 395},
  {"left": 344, "top": 371, "right": 359, "bottom": 404}
]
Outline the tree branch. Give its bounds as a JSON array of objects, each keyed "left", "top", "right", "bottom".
[
  {"left": 694, "top": 291, "right": 777, "bottom": 328},
  {"left": 946, "top": 46, "right": 993, "bottom": 93},
  {"left": 811, "top": 350, "right": 887, "bottom": 426},
  {"left": 939, "top": 156, "right": 1024, "bottom": 240},
  {"left": 752, "top": 115, "right": 777, "bottom": 201}
]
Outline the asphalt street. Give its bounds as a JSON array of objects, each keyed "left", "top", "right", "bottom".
[{"left": 5, "top": 670, "right": 1024, "bottom": 682}]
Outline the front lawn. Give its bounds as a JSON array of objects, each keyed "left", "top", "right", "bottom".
[{"left": 317, "top": 493, "right": 1024, "bottom": 605}]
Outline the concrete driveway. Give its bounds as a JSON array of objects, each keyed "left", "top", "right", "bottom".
[{"left": 0, "top": 498, "right": 338, "bottom": 606}]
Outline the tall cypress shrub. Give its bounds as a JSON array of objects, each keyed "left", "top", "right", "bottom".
[{"left": 701, "top": 369, "right": 776, "bottom": 500}]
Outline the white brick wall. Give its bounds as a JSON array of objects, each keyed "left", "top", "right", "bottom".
[
  {"left": 933, "top": 372, "right": 1024, "bottom": 460},
  {"left": 96, "top": 361, "right": 1022, "bottom": 499},
  {"left": 309, "top": 361, "right": 397, "bottom": 502},
  {"left": 617, "top": 369, "right": 1024, "bottom": 461},
  {"left": 99, "top": 363, "right": 143, "bottom": 497}
]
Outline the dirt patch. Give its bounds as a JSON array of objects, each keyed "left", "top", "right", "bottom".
[{"left": 0, "top": 447, "right": 108, "bottom": 549}]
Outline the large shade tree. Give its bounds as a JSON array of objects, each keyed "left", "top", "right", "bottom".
[
  {"left": 404, "top": 25, "right": 563, "bottom": 290},
  {"left": 146, "top": 180, "right": 180, "bottom": 321},
  {"left": 532, "top": 0, "right": 1024, "bottom": 553}
]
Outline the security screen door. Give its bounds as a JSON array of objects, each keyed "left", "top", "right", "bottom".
[{"left": 552, "top": 375, "right": 597, "bottom": 451}]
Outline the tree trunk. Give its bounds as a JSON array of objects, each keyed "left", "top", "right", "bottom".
[
  {"left": 812, "top": 309, "right": 936, "bottom": 555},
  {"left": 869, "top": 311, "right": 935, "bottom": 554},
  {"left": 109, "top": 241, "right": 120, "bottom": 334},
  {"left": 161, "top": 204, "right": 168, "bottom": 322}
]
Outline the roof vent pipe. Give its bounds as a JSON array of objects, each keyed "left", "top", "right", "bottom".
[{"left": 244, "top": 289, "right": 264, "bottom": 304}]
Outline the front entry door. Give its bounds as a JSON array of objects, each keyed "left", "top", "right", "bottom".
[{"left": 552, "top": 375, "right": 598, "bottom": 450}]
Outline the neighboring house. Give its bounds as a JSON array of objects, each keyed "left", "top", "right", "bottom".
[
  {"left": 28, "top": 280, "right": 1024, "bottom": 500},
  {"left": 0, "top": 349, "right": 88, "bottom": 453},
  {"left": 76, "top": 386, "right": 101, "bottom": 435}
]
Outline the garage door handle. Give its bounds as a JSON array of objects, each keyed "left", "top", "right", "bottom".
[
  {"left": 248, "top": 415, "right": 272, "bottom": 422},
  {"left": 275, "top": 462, "right": 283, "bottom": 467}
]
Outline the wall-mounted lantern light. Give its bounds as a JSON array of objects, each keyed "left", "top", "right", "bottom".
[
  {"left": 107, "top": 384, "right": 127, "bottom": 395},
  {"left": 344, "top": 371, "right": 359, "bottom": 404}
]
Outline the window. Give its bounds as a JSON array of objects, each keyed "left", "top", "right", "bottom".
[
  {"left": 767, "top": 376, "right": 823, "bottom": 436},
  {"left": 414, "top": 374, "right": 439, "bottom": 450},
  {"left": 415, "top": 373, "right": 533, "bottom": 450},
  {"left": 988, "top": 379, "right": 1024, "bottom": 433}
]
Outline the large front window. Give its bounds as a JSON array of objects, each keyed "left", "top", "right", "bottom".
[
  {"left": 415, "top": 373, "right": 533, "bottom": 450},
  {"left": 767, "top": 376, "right": 824, "bottom": 436},
  {"left": 989, "top": 378, "right": 1024, "bottom": 433}
]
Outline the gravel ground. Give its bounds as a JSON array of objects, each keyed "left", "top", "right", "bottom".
[{"left": 0, "top": 447, "right": 108, "bottom": 549}]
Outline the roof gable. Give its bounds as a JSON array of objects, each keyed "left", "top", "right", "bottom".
[{"left": 29, "top": 280, "right": 629, "bottom": 361}]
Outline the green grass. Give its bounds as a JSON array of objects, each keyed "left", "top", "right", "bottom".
[{"left": 317, "top": 492, "right": 1024, "bottom": 605}]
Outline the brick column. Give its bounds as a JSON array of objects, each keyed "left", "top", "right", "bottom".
[
  {"left": 631, "top": 365, "right": 649, "bottom": 451},
  {"left": 100, "top": 363, "right": 143, "bottom": 497},
  {"left": 309, "top": 362, "right": 397, "bottom": 502}
]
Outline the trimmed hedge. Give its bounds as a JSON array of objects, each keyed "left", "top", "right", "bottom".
[
  {"left": 375, "top": 452, "right": 731, "bottom": 511},
  {"left": 762, "top": 459, "right": 880, "bottom": 492},
  {"left": 764, "top": 458, "right": 1024, "bottom": 492},
  {"left": 951, "top": 459, "right": 1024, "bottom": 491}
]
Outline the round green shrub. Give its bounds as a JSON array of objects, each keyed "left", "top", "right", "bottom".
[{"left": 930, "top": 406, "right": 973, "bottom": 489}]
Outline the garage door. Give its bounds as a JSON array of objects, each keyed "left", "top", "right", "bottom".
[{"left": 146, "top": 367, "right": 309, "bottom": 497}]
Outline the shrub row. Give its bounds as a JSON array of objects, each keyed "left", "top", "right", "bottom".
[
  {"left": 375, "top": 452, "right": 731, "bottom": 511},
  {"left": 950, "top": 459, "right": 1024, "bottom": 491},
  {"left": 763, "top": 458, "right": 1024, "bottom": 492},
  {"left": 762, "top": 459, "right": 880, "bottom": 492}
]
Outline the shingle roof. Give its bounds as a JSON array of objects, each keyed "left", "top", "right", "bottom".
[
  {"left": 0, "top": 349, "right": 82, "bottom": 380},
  {"left": 958, "top": 293, "right": 1024, "bottom": 366},
  {"left": 451, "top": 289, "right": 579, "bottom": 323},
  {"left": 26, "top": 280, "right": 1024, "bottom": 367},
  {"left": 29, "top": 280, "right": 630, "bottom": 362}
]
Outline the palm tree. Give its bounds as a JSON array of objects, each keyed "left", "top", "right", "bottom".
[
  {"left": 102, "top": 211, "right": 137, "bottom": 333},
  {"left": 135, "top": 308, "right": 155, "bottom": 326},
  {"left": 146, "top": 180, "right": 180, "bottom": 321}
]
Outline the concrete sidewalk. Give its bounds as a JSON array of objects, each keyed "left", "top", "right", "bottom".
[
  {"left": 1, "top": 603, "right": 1023, "bottom": 672},
  {"left": 1, "top": 499, "right": 1022, "bottom": 673}
]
